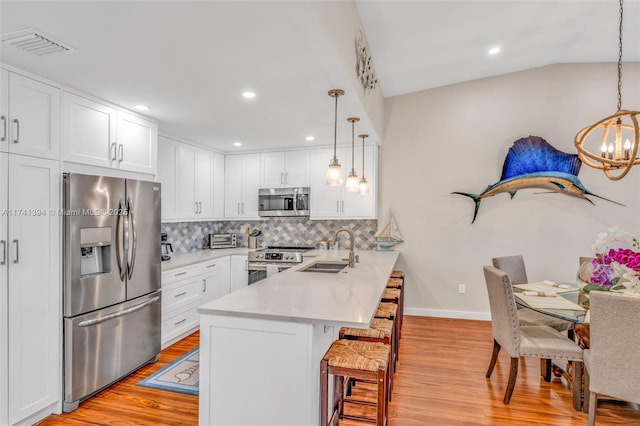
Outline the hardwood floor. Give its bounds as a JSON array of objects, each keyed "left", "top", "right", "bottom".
[{"left": 38, "top": 317, "right": 640, "bottom": 425}]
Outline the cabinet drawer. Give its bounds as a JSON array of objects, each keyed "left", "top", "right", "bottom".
[
  {"left": 161, "top": 305, "right": 199, "bottom": 345},
  {"left": 162, "top": 264, "right": 201, "bottom": 285},
  {"left": 162, "top": 278, "right": 202, "bottom": 314}
]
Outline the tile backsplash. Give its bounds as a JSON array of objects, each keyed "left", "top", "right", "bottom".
[{"left": 161, "top": 218, "right": 378, "bottom": 255}]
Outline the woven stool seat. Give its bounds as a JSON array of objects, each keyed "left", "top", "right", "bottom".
[
  {"left": 387, "top": 277, "right": 403, "bottom": 288},
  {"left": 390, "top": 270, "right": 404, "bottom": 279},
  {"left": 340, "top": 318, "right": 393, "bottom": 340},
  {"left": 383, "top": 288, "right": 401, "bottom": 300},
  {"left": 324, "top": 340, "right": 389, "bottom": 372},
  {"left": 375, "top": 302, "right": 398, "bottom": 319}
]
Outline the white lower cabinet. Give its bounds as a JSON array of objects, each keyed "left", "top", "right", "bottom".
[
  {"left": 0, "top": 153, "right": 61, "bottom": 426},
  {"left": 230, "top": 255, "right": 248, "bottom": 292},
  {"left": 161, "top": 256, "right": 233, "bottom": 347}
]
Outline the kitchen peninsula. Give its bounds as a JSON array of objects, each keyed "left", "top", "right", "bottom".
[{"left": 197, "top": 249, "right": 400, "bottom": 426}]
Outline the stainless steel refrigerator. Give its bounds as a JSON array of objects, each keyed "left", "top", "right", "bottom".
[{"left": 62, "top": 173, "right": 161, "bottom": 412}]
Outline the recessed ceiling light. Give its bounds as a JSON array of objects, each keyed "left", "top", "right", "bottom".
[
  {"left": 233, "top": 141, "right": 242, "bottom": 147},
  {"left": 242, "top": 91, "right": 256, "bottom": 99},
  {"left": 488, "top": 46, "right": 501, "bottom": 55},
  {"left": 135, "top": 104, "right": 150, "bottom": 111},
  {"left": 306, "top": 136, "right": 315, "bottom": 141}
]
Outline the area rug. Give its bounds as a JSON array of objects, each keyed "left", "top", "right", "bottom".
[{"left": 138, "top": 347, "right": 199, "bottom": 395}]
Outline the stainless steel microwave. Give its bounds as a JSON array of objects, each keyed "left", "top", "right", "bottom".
[
  {"left": 258, "top": 187, "right": 310, "bottom": 217},
  {"left": 208, "top": 233, "right": 237, "bottom": 249}
]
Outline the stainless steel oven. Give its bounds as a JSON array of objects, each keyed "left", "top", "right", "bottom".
[{"left": 247, "top": 246, "right": 313, "bottom": 284}]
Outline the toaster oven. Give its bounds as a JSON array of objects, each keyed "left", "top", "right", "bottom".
[{"left": 208, "top": 233, "right": 236, "bottom": 249}]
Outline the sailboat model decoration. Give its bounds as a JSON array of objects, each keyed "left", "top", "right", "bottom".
[{"left": 374, "top": 210, "right": 404, "bottom": 250}]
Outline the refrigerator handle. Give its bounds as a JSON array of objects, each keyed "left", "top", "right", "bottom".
[
  {"left": 116, "top": 198, "right": 126, "bottom": 281},
  {"left": 77, "top": 296, "right": 160, "bottom": 327},
  {"left": 127, "top": 197, "right": 137, "bottom": 280}
]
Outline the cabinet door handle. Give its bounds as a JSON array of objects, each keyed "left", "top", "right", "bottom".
[
  {"left": 199, "top": 201, "right": 202, "bottom": 214},
  {"left": 202, "top": 278, "right": 206, "bottom": 292},
  {"left": 174, "top": 271, "right": 187, "bottom": 277},
  {"left": 206, "top": 263, "right": 216, "bottom": 268},
  {"left": 1, "top": 115, "right": 6, "bottom": 142},
  {"left": 12, "top": 119, "right": 19, "bottom": 144},
  {"left": 118, "top": 144, "right": 124, "bottom": 162},
  {"left": 174, "top": 318, "right": 187, "bottom": 326},
  {"left": 0, "top": 240, "right": 6, "bottom": 265},
  {"left": 244, "top": 259, "right": 248, "bottom": 271},
  {"left": 111, "top": 143, "right": 117, "bottom": 161},
  {"left": 174, "top": 291, "right": 187, "bottom": 298},
  {"left": 280, "top": 172, "right": 284, "bottom": 184},
  {"left": 12, "top": 239, "right": 18, "bottom": 264}
]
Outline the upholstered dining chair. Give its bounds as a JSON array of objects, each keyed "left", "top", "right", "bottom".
[
  {"left": 483, "top": 265, "right": 584, "bottom": 409},
  {"left": 492, "top": 255, "right": 573, "bottom": 335},
  {"left": 584, "top": 291, "right": 640, "bottom": 426}
]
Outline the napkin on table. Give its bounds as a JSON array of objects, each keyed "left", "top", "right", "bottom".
[{"left": 542, "top": 280, "right": 570, "bottom": 289}]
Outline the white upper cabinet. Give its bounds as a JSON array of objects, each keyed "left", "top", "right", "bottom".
[
  {"left": 309, "top": 146, "right": 377, "bottom": 219},
  {"left": 157, "top": 136, "right": 223, "bottom": 221},
  {"left": 156, "top": 136, "right": 179, "bottom": 219},
  {"left": 62, "top": 92, "right": 116, "bottom": 168},
  {"left": 225, "top": 153, "right": 260, "bottom": 218},
  {"left": 62, "top": 91, "right": 157, "bottom": 175},
  {"left": 260, "top": 150, "right": 310, "bottom": 188},
  {"left": 1, "top": 70, "right": 61, "bottom": 160},
  {"left": 115, "top": 110, "right": 157, "bottom": 174}
]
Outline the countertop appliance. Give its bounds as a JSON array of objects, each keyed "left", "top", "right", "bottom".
[
  {"left": 62, "top": 173, "right": 161, "bottom": 412},
  {"left": 161, "top": 232, "right": 173, "bottom": 261},
  {"left": 247, "top": 246, "right": 314, "bottom": 284},
  {"left": 258, "top": 187, "right": 310, "bottom": 217},
  {"left": 208, "top": 233, "right": 236, "bottom": 249}
]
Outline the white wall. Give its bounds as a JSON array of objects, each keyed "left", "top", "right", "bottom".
[{"left": 380, "top": 63, "right": 640, "bottom": 319}]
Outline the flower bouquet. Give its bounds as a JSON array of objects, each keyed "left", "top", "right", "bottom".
[{"left": 581, "top": 226, "right": 640, "bottom": 296}]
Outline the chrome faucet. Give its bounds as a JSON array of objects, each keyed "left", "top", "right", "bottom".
[{"left": 331, "top": 226, "right": 358, "bottom": 267}]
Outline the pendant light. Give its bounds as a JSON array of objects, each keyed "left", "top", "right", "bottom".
[
  {"left": 345, "top": 117, "right": 360, "bottom": 192},
  {"left": 326, "top": 89, "right": 345, "bottom": 186},
  {"left": 574, "top": 0, "right": 640, "bottom": 180},
  {"left": 358, "top": 133, "right": 369, "bottom": 195}
]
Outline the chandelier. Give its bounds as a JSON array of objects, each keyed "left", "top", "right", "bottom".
[{"left": 574, "top": 0, "right": 640, "bottom": 180}]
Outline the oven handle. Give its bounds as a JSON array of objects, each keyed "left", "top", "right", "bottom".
[{"left": 247, "top": 263, "right": 292, "bottom": 272}]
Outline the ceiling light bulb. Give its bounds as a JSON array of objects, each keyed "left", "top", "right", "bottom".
[
  {"left": 488, "top": 46, "right": 501, "bottom": 55},
  {"left": 242, "top": 91, "right": 256, "bottom": 99},
  {"left": 233, "top": 141, "right": 242, "bottom": 147},
  {"left": 306, "top": 136, "right": 315, "bottom": 141},
  {"left": 135, "top": 104, "right": 150, "bottom": 111}
]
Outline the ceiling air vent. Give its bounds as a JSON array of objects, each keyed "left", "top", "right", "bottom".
[{"left": 2, "top": 28, "right": 76, "bottom": 56}]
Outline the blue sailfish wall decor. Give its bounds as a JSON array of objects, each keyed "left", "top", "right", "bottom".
[{"left": 452, "top": 136, "right": 623, "bottom": 223}]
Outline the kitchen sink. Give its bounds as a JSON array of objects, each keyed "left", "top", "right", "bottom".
[{"left": 299, "top": 261, "right": 349, "bottom": 273}]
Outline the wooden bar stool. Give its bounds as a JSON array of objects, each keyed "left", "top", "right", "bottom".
[
  {"left": 386, "top": 276, "right": 404, "bottom": 337},
  {"left": 382, "top": 286, "right": 402, "bottom": 339},
  {"left": 374, "top": 302, "right": 399, "bottom": 372},
  {"left": 320, "top": 340, "right": 390, "bottom": 426},
  {"left": 339, "top": 318, "right": 395, "bottom": 401}
]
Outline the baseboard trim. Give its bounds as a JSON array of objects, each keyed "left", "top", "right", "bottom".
[{"left": 405, "top": 307, "right": 490, "bottom": 321}]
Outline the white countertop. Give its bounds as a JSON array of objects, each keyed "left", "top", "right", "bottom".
[
  {"left": 161, "top": 248, "right": 250, "bottom": 271},
  {"left": 197, "top": 249, "right": 400, "bottom": 328}
]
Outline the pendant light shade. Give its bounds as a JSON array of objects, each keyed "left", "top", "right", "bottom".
[
  {"left": 345, "top": 117, "right": 360, "bottom": 192},
  {"left": 326, "top": 89, "right": 345, "bottom": 186},
  {"left": 358, "top": 133, "right": 369, "bottom": 195},
  {"left": 574, "top": 0, "right": 640, "bottom": 180}
]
